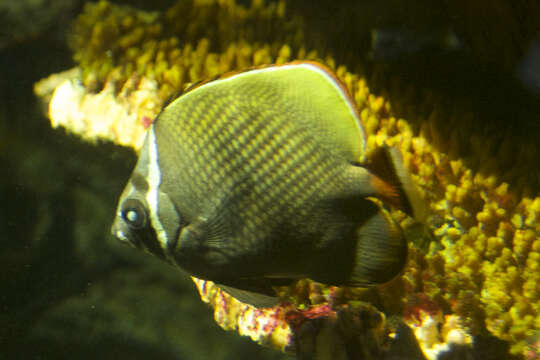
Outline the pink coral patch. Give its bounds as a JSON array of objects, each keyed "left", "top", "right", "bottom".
[{"left": 141, "top": 115, "right": 153, "bottom": 129}]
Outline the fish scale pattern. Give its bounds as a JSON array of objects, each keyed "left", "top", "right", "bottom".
[{"left": 155, "top": 71, "right": 347, "bottom": 261}]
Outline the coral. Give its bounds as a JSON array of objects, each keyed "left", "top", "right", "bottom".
[
  {"left": 372, "top": 107, "right": 540, "bottom": 356},
  {"left": 40, "top": 0, "right": 323, "bottom": 148},
  {"left": 70, "top": 0, "right": 304, "bottom": 99},
  {"left": 525, "top": 332, "right": 540, "bottom": 360},
  {"left": 34, "top": 0, "right": 540, "bottom": 358},
  {"left": 36, "top": 68, "right": 160, "bottom": 148},
  {"left": 193, "top": 278, "right": 295, "bottom": 351},
  {"left": 192, "top": 277, "right": 390, "bottom": 356},
  {"left": 406, "top": 309, "right": 472, "bottom": 360}
]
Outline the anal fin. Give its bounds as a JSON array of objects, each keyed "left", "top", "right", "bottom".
[{"left": 217, "top": 284, "right": 280, "bottom": 308}]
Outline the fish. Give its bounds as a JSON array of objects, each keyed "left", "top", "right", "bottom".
[
  {"left": 369, "top": 27, "right": 461, "bottom": 62},
  {"left": 111, "top": 61, "right": 421, "bottom": 307},
  {"left": 517, "top": 37, "right": 540, "bottom": 96}
]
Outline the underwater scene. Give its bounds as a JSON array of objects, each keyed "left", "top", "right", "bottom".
[{"left": 2, "top": 0, "right": 540, "bottom": 359}]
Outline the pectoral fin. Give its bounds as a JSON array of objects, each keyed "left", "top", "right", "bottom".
[
  {"left": 174, "top": 212, "right": 239, "bottom": 281},
  {"left": 177, "top": 193, "right": 235, "bottom": 253}
]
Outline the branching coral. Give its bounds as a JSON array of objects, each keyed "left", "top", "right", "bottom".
[
  {"left": 373, "top": 105, "right": 540, "bottom": 355},
  {"left": 34, "top": 0, "right": 539, "bottom": 358},
  {"left": 70, "top": 0, "right": 305, "bottom": 98},
  {"left": 36, "top": 0, "right": 323, "bottom": 148}
]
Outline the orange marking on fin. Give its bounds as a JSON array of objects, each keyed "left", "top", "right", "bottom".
[
  {"left": 370, "top": 175, "right": 401, "bottom": 209},
  {"left": 365, "top": 146, "right": 416, "bottom": 216}
]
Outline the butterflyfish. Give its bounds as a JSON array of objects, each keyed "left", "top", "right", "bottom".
[{"left": 111, "top": 62, "right": 421, "bottom": 307}]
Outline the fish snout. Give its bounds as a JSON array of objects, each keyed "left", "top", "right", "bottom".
[{"left": 111, "top": 217, "right": 138, "bottom": 247}]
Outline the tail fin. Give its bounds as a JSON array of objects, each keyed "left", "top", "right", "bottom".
[
  {"left": 364, "top": 145, "right": 425, "bottom": 220},
  {"left": 348, "top": 209, "right": 407, "bottom": 286}
]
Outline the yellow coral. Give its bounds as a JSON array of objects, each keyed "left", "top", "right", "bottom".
[
  {"left": 70, "top": 0, "right": 305, "bottom": 102},
  {"left": 364, "top": 80, "right": 539, "bottom": 355}
]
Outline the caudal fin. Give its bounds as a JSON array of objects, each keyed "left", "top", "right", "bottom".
[
  {"left": 348, "top": 209, "right": 407, "bottom": 286},
  {"left": 364, "top": 145, "right": 425, "bottom": 221}
]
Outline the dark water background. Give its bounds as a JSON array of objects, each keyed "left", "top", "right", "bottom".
[{"left": 1, "top": 0, "right": 539, "bottom": 359}]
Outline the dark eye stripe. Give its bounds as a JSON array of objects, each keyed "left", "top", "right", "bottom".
[{"left": 139, "top": 226, "right": 166, "bottom": 260}]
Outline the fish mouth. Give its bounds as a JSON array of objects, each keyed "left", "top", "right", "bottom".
[
  {"left": 110, "top": 216, "right": 166, "bottom": 260},
  {"left": 111, "top": 219, "right": 129, "bottom": 243},
  {"left": 114, "top": 229, "right": 129, "bottom": 243},
  {"left": 111, "top": 218, "right": 142, "bottom": 249}
]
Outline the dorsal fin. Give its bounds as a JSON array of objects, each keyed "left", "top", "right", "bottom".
[
  {"left": 163, "top": 61, "right": 367, "bottom": 163},
  {"left": 364, "top": 145, "right": 426, "bottom": 220},
  {"left": 266, "top": 62, "right": 367, "bottom": 162}
]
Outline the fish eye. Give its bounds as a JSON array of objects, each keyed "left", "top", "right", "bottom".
[{"left": 121, "top": 199, "right": 148, "bottom": 230}]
